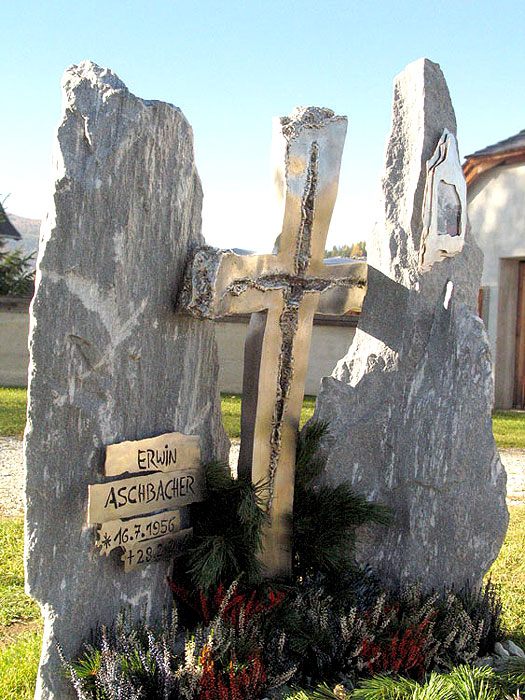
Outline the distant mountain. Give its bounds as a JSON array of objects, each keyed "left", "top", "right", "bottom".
[{"left": 3, "top": 214, "right": 40, "bottom": 267}]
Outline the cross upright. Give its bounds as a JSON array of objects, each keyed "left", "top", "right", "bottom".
[{"left": 179, "top": 107, "right": 367, "bottom": 578}]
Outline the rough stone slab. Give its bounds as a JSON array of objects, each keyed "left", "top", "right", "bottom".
[
  {"left": 24, "top": 61, "right": 228, "bottom": 699},
  {"left": 311, "top": 58, "right": 508, "bottom": 593}
]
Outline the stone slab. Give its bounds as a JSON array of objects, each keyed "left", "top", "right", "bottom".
[
  {"left": 311, "top": 58, "right": 508, "bottom": 593},
  {"left": 24, "top": 60, "right": 228, "bottom": 699}
]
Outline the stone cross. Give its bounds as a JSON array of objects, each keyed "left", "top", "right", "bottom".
[{"left": 179, "top": 107, "right": 367, "bottom": 577}]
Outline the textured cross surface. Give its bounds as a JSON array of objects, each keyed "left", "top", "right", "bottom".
[{"left": 179, "top": 107, "right": 367, "bottom": 577}]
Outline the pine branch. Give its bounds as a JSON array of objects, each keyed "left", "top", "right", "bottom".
[
  {"left": 293, "top": 420, "right": 392, "bottom": 580},
  {"left": 295, "top": 420, "right": 330, "bottom": 487}
]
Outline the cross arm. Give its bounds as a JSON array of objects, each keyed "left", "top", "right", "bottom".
[
  {"left": 315, "top": 261, "right": 368, "bottom": 315},
  {"left": 178, "top": 246, "right": 279, "bottom": 319}
]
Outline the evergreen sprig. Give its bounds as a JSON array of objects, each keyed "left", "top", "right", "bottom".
[
  {"left": 176, "top": 421, "right": 392, "bottom": 592},
  {"left": 179, "top": 460, "right": 267, "bottom": 593},
  {"left": 293, "top": 420, "right": 392, "bottom": 581}
]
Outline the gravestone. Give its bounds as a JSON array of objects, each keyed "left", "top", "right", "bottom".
[
  {"left": 312, "top": 58, "right": 509, "bottom": 592},
  {"left": 24, "top": 61, "right": 228, "bottom": 699},
  {"left": 179, "top": 108, "right": 367, "bottom": 577}
]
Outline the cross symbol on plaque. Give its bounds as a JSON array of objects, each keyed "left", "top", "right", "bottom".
[{"left": 179, "top": 107, "right": 367, "bottom": 578}]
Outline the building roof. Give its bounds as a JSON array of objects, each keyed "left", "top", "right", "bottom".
[
  {"left": 0, "top": 203, "right": 21, "bottom": 240},
  {"left": 463, "top": 129, "right": 525, "bottom": 186},
  {"left": 465, "top": 130, "right": 525, "bottom": 159}
]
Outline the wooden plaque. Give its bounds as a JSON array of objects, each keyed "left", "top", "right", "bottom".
[
  {"left": 95, "top": 510, "right": 181, "bottom": 556},
  {"left": 105, "top": 432, "right": 200, "bottom": 477},
  {"left": 121, "top": 529, "right": 193, "bottom": 572},
  {"left": 88, "top": 468, "right": 204, "bottom": 523}
]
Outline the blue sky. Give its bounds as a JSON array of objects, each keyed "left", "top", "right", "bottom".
[{"left": 2, "top": 0, "right": 524, "bottom": 252}]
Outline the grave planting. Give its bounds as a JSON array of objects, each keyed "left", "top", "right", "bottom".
[{"left": 21, "top": 56, "right": 514, "bottom": 699}]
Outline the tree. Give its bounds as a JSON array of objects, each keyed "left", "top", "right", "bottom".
[
  {"left": 0, "top": 236, "right": 35, "bottom": 296},
  {"left": 0, "top": 199, "right": 35, "bottom": 296},
  {"left": 324, "top": 242, "right": 367, "bottom": 259}
]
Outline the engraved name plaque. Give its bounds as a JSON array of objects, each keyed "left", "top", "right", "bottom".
[
  {"left": 87, "top": 432, "right": 203, "bottom": 570},
  {"left": 88, "top": 468, "right": 204, "bottom": 523},
  {"left": 95, "top": 510, "right": 182, "bottom": 556},
  {"left": 105, "top": 432, "right": 200, "bottom": 476}
]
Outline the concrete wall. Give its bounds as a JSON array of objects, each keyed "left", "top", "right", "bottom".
[
  {"left": 468, "top": 162, "right": 525, "bottom": 408},
  {"left": 0, "top": 297, "right": 30, "bottom": 387},
  {"left": 215, "top": 315, "right": 356, "bottom": 396},
  {"left": 1, "top": 300, "right": 356, "bottom": 397}
]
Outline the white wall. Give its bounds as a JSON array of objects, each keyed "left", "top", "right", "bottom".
[
  {"left": 0, "top": 302, "right": 356, "bottom": 397},
  {"left": 215, "top": 317, "right": 356, "bottom": 396},
  {"left": 0, "top": 303, "right": 30, "bottom": 387},
  {"left": 468, "top": 163, "right": 525, "bottom": 407}
]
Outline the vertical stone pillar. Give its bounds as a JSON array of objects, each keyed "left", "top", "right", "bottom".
[
  {"left": 24, "top": 61, "right": 228, "bottom": 698},
  {"left": 313, "top": 59, "right": 508, "bottom": 592}
]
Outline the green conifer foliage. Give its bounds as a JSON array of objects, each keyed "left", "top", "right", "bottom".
[
  {"left": 292, "top": 421, "right": 392, "bottom": 582},
  {"left": 179, "top": 461, "right": 268, "bottom": 593},
  {"left": 0, "top": 234, "right": 35, "bottom": 296},
  {"left": 176, "top": 421, "right": 391, "bottom": 594}
]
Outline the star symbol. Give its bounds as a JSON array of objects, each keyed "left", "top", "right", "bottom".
[{"left": 100, "top": 531, "right": 112, "bottom": 550}]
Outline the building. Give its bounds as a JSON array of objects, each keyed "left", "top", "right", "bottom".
[
  {"left": 464, "top": 130, "right": 525, "bottom": 409},
  {"left": 0, "top": 203, "right": 21, "bottom": 240}
]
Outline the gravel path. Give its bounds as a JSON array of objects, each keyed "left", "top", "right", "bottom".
[
  {"left": 1, "top": 437, "right": 523, "bottom": 517},
  {"left": 0, "top": 438, "right": 25, "bottom": 517},
  {"left": 503, "top": 449, "right": 525, "bottom": 505}
]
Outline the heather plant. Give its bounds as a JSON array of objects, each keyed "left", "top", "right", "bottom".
[
  {"left": 373, "top": 580, "right": 506, "bottom": 673},
  {"left": 63, "top": 582, "right": 295, "bottom": 699},
  {"left": 458, "top": 579, "right": 505, "bottom": 656},
  {"left": 429, "top": 587, "right": 489, "bottom": 669},
  {"left": 171, "top": 580, "right": 297, "bottom": 694},
  {"left": 268, "top": 577, "right": 507, "bottom": 688},
  {"left": 59, "top": 607, "right": 180, "bottom": 699},
  {"left": 276, "top": 581, "right": 353, "bottom": 681},
  {"left": 271, "top": 579, "right": 425, "bottom": 684},
  {"left": 176, "top": 581, "right": 269, "bottom": 699},
  {"left": 64, "top": 567, "right": 510, "bottom": 697}
]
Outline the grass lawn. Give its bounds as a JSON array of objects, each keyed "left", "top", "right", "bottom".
[
  {"left": 493, "top": 410, "right": 525, "bottom": 449},
  {"left": 219, "top": 392, "right": 316, "bottom": 439},
  {"left": 0, "top": 518, "right": 42, "bottom": 699},
  {"left": 2, "top": 388, "right": 523, "bottom": 448},
  {"left": 0, "top": 388, "right": 27, "bottom": 439},
  {"left": 0, "top": 520, "right": 40, "bottom": 631},
  {"left": 488, "top": 505, "right": 525, "bottom": 647},
  {"left": 0, "top": 628, "right": 42, "bottom": 700}
]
